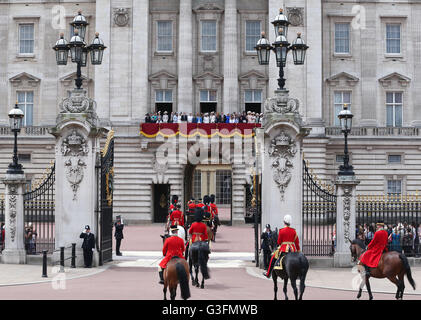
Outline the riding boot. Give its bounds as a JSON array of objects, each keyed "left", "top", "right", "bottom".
[
  {"left": 263, "top": 254, "right": 276, "bottom": 278},
  {"left": 158, "top": 270, "right": 164, "bottom": 285},
  {"left": 364, "top": 265, "right": 371, "bottom": 277}
]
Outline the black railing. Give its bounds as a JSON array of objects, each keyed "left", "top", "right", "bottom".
[
  {"left": 356, "top": 195, "right": 421, "bottom": 257},
  {"left": 24, "top": 163, "right": 55, "bottom": 254},
  {"left": 302, "top": 160, "right": 337, "bottom": 256}
]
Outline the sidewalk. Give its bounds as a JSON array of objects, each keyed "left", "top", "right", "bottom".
[{"left": 0, "top": 264, "right": 107, "bottom": 287}]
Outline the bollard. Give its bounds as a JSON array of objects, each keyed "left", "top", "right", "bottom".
[
  {"left": 71, "top": 243, "right": 76, "bottom": 268},
  {"left": 42, "top": 250, "right": 48, "bottom": 278},
  {"left": 60, "top": 246, "right": 65, "bottom": 273}
]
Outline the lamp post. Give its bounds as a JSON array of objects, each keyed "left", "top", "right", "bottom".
[
  {"left": 53, "top": 10, "right": 106, "bottom": 90},
  {"left": 7, "top": 103, "right": 24, "bottom": 175},
  {"left": 255, "top": 9, "right": 309, "bottom": 90},
  {"left": 337, "top": 104, "right": 354, "bottom": 176}
]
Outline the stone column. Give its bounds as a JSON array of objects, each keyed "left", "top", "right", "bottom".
[
  {"left": 223, "top": 0, "right": 238, "bottom": 114},
  {"left": 132, "top": 0, "right": 150, "bottom": 119},
  {"left": 2, "top": 173, "right": 27, "bottom": 264},
  {"left": 334, "top": 176, "right": 360, "bottom": 267},
  {"left": 50, "top": 88, "right": 106, "bottom": 267},
  {"left": 94, "top": 0, "right": 111, "bottom": 122},
  {"left": 178, "top": 0, "right": 193, "bottom": 113},
  {"left": 260, "top": 89, "right": 310, "bottom": 241}
]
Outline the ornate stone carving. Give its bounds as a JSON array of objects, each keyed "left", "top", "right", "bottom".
[
  {"left": 264, "top": 90, "right": 300, "bottom": 115},
  {"left": 65, "top": 158, "right": 87, "bottom": 201},
  {"left": 113, "top": 8, "right": 130, "bottom": 27},
  {"left": 287, "top": 7, "right": 304, "bottom": 27},
  {"left": 61, "top": 130, "right": 89, "bottom": 157},
  {"left": 153, "top": 154, "right": 168, "bottom": 176},
  {"left": 8, "top": 185, "right": 17, "bottom": 242},
  {"left": 343, "top": 186, "right": 353, "bottom": 242},
  {"left": 268, "top": 131, "right": 297, "bottom": 201},
  {"left": 59, "top": 89, "right": 96, "bottom": 114},
  {"left": 62, "top": 130, "right": 89, "bottom": 200}
]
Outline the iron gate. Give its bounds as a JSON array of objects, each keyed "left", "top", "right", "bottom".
[
  {"left": 97, "top": 130, "right": 114, "bottom": 265},
  {"left": 23, "top": 162, "right": 55, "bottom": 254},
  {"left": 302, "top": 160, "right": 337, "bottom": 256}
]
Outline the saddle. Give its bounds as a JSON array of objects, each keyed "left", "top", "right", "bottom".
[{"left": 273, "top": 255, "right": 286, "bottom": 271}]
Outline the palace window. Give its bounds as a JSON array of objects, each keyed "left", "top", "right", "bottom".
[
  {"left": 334, "top": 23, "right": 350, "bottom": 54},
  {"left": 387, "top": 179, "right": 402, "bottom": 196},
  {"left": 386, "top": 23, "right": 401, "bottom": 54},
  {"left": 17, "top": 91, "right": 33, "bottom": 126},
  {"left": 157, "top": 21, "right": 173, "bottom": 52},
  {"left": 19, "top": 24, "right": 34, "bottom": 54},
  {"left": 334, "top": 91, "right": 351, "bottom": 126},
  {"left": 388, "top": 155, "right": 402, "bottom": 164},
  {"left": 245, "top": 21, "right": 261, "bottom": 52},
  {"left": 193, "top": 170, "right": 202, "bottom": 201},
  {"left": 201, "top": 20, "right": 217, "bottom": 52},
  {"left": 199, "top": 90, "right": 217, "bottom": 113},
  {"left": 244, "top": 89, "right": 262, "bottom": 113},
  {"left": 155, "top": 89, "right": 173, "bottom": 114},
  {"left": 216, "top": 170, "right": 231, "bottom": 205},
  {"left": 386, "top": 92, "right": 402, "bottom": 127}
]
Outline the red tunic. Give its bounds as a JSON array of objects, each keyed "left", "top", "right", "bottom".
[
  {"left": 188, "top": 202, "right": 196, "bottom": 214},
  {"left": 277, "top": 226, "right": 300, "bottom": 253},
  {"left": 189, "top": 222, "right": 209, "bottom": 243},
  {"left": 159, "top": 235, "right": 185, "bottom": 269},
  {"left": 360, "top": 229, "right": 389, "bottom": 268},
  {"left": 210, "top": 203, "right": 218, "bottom": 219},
  {"left": 170, "top": 210, "right": 185, "bottom": 227}
]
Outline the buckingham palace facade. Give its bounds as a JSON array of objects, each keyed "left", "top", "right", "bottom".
[{"left": 0, "top": 0, "right": 421, "bottom": 224}]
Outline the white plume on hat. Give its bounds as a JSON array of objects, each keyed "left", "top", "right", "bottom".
[{"left": 283, "top": 215, "right": 292, "bottom": 225}]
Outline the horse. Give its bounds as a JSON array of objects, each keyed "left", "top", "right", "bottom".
[
  {"left": 271, "top": 252, "right": 309, "bottom": 300},
  {"left": 212, "top": 215, "right": 221, "bottom": 241},
  {"left": 349, "top": 238, "right": 416, "bottom": 300},
  {"left": 163, "top": 257, "right": 191, "bottom": 300},
  {"left": 188, "top": 240, "right": 210, "bottom": 289}
]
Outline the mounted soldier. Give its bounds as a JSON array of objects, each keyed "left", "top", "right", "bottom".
[
  {"left": 358, "top": 221, "right": 389, "bottom": 276},
  {"left": 202, "top": 195, "right": 212, "bottom": 228},
  {"left": 264, "top": 215, "right": 300, "bottom": 278},
  {"left": 158, "top": 224, "right": 185, "bottom": 285},
  {"left": 209, "top": 194, "right": 220, "bottom": 241},
  {"left": 166, "top": 195, "right": 179, "bottom": 231}
]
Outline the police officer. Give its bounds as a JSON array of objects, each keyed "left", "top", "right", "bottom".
[
  {"left": 114, "top": 217, "right": 124, "bottom": 256},
  {"left": 80, "top": 225, "right": 95, "bottom": 268},
  {"left": 261, "top": 224, "right": 273, "bottom": 270}
]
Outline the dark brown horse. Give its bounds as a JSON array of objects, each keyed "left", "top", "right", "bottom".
[
  {"left": 163, "top": 257, "right": 191, "bottom": 300},
  {"left": 350, "top": 239, "right": 416, "bottom": 300}
]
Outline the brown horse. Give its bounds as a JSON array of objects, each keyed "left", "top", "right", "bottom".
[
  {"left": 163, "top": 257, "right": 191, "bottom": 300},
  {"left": 349, "top": 239, "right": 416, "bottom": 300}
]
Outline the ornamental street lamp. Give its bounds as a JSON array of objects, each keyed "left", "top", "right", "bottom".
[
  {"left": 255, "top": 9, "right": 309, "bottom": 91},
  {"left": 7, "top": 103, "right": 24, "bottom": 175},
  {"left": 53, "top": 11, "right": 107, "bottom": 90},
  {"left": 337, "top": 104, "right": 355, "bottom": 176}
]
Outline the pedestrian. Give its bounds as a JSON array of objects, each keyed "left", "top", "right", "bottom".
[
  {"left": 365, "top": 225, "right": 374, "bottom": 246},
  {"left": 80, "top": 225, "right": 95, "bottom": 268},
  {"left": 260, "top": 224, "right": 273, "bottom": 270},
  {"left": 114, "top": 218, "right": 124, "bottom": 256},
  {"left": 402, "top": 227, "right": 414, "bottom": 256},
  {"left": 389, "top": 226, "right": 402, "bottom": 253},
  {"left": 0, "top": 223, "right": 4, "bottom": 252}
]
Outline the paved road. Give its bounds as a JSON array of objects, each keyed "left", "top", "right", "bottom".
[{"left": 0, "top": 224, "right": 419, "bottom": 300}]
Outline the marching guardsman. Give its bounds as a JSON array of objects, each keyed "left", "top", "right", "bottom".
[
  {"left": 158, "top": 224, "right": 185, "bottom": 284},
  {"left": 196, "top": 198, "right": 205, "bottom": 209},
  {"left": 358, "top": 221, "right": 389, "bottom": 276},
  {"left": 264, "top": 215, "right": 300, "bottom": 278},
  {"left": 169, "top": 195, "right": 179, "bottom": 212},
  {"left": 187, "top": 198, "right": 196, "bottom": 215},
  {"left": 209, "top": 194, "right": 220, "bottom": 226},
  {"left": 202, "top": 195, "right": 212, "bottom": 227},
  {"left": 188, "top": 207, "right": 209, "bottom": 244},
  {"left": 169, "top": 204, "right": 185, "bottom": 227}
]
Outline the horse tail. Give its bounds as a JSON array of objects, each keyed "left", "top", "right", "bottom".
[
  {"left": 199, "top": 244, "right": 210, "bottom": 279},
  {"left": 399, "top": 253, "right": 416, "bottom": 290},
  {"left": 175, "top": 262, "right": 191, "bottom": 300}
]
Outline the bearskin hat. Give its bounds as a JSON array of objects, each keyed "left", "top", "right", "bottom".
[
  {"left": 171, "top": 195, "right": 178, "bottom": 204},
  {"left": 194, "top": 207, "right": 204, "bottom": 222},
  {"left": 210, "top": 194, "right": 215, "bottom": 203},
  {"left": 203, "top": 195, "right": 210, "bottom": 205}
]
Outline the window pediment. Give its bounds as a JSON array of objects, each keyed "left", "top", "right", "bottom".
[
  {"left": 379, "top": 72, "right": 411, "bottom": 88},
  {"left": 149, "top": 70, "right": 177, "bottom": 89},
  {"left": 326, "top": 72, "right": 359, "bottom": 87},
  {"left": 9, "top": 72, "right": 40, "bottom": 87}
]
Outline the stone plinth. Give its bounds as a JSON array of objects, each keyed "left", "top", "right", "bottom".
[
  {"left": 260, "top": 89, "right": 310, "bottom": 241},
  {"left": 2, "top": 174, "right": 27, "bottom": 264},
  {"left": 334, "top": 175, "right": 360, "bottom": 268},
  {"left": 49, "top": 89, "right": 106, "bottom": 267}
]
